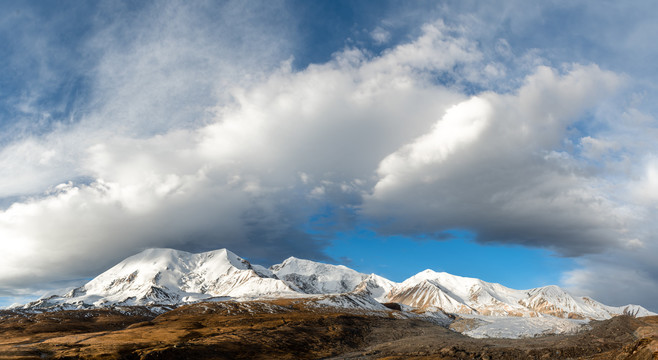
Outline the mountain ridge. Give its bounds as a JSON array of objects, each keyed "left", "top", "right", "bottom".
[{"left": 16, "top": 247, "right": 655, "bottom": 322}]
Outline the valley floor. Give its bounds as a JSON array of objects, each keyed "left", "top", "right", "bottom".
[{"left": 1, "top": 300, "right": 657, "bottom": 360}]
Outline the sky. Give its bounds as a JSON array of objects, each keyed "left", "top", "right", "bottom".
[{"left": 0, "top": 0, "right": 657, "bottom": 312}]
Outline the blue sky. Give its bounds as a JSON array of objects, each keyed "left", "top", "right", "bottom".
[
  {"left": 325, "top": 229, "right": 576, "bottom": 289},
  {"left": 1, "top": 1, "right": 657, "bottom": 312}
]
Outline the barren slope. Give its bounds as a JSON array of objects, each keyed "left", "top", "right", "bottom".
[{"left": 1, "top": 302, "right": 657, "bottom": 360}]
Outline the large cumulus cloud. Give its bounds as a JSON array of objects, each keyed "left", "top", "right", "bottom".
[
  {"left": 1, "top": 1, "right": 658, "bottom": 312},
  {"left": 0, "top": 17, "right": 480, "bottom": 291},
  {"left": 364, "top": 65, "right": 626, "bottom": 256}
]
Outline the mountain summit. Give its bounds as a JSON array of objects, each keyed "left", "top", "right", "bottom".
[
  {"left": 26, "top": 248, "right": 297, "bottom": 309},
  {"left": 19, "top": 248, "right": 655, "bottom": 321}
]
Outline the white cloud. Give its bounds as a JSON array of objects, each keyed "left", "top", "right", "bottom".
[
  {"left": 629, "top": 158, "right": 658, "bottom": 206},
  {"left": 1, "top": 2, "right": 658, "bottom": 312},
  {"left": 579, "top": 136, "right": 620, "bottom": 160},
  {"left": 0, "top": 137, "right": 78, "bottom": 198},
  {"left": 0, "top": 18, "right": 480, "bottom": 288},
  {"left": 375, "top": 96, "right": 491, "bottom": 192},
  {"left": 364, "top": 64, "right": 625, "bottom": 256},
  {"left": 371, "top": 26, "right": 391, "bottom": 44},
  {"left": 563, "top": 245, "right": 658, "bottom": 309}
]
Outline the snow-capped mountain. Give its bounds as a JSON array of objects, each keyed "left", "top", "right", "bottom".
[
  {"left": 18, "top": 248, "right": 655, "bottom": 322},
  {"left": 386, "top": 269, "right": 654, "bottom": 320},
  {"left": 388, "top": 269, "right": 532, "bottom": 316},
  {"left": 271, "top": 256, "right": 368, "bottom": 294},
  {"left": 353, "top": 274, "right": 397, "bottom": 302},
  {"left": 23, "top": 248, "right": 298, "bottom": 309}
]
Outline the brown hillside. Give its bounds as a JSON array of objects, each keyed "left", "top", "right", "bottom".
[{"left": 1, "top": 302, "right": 656, "bottom": 360}]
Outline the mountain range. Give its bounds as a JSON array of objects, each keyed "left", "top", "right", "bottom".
[{"left": 18, "top": 248, "right": 654, "bottom": 322}]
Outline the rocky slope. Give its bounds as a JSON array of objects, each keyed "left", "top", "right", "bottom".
[
  {"left": 386, "top": 270, "right": 654, "bottom": 320},
  {"left": 16, "top": 248, "right": 655, "bottom": 326},
  {"left": 2, "top": 301, "right": 656, "bottom": 360}
]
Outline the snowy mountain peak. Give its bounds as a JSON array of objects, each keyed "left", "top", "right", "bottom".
[
  {"left": 388, "top": 279, "right": 477, "bottom": 314},
  {"left": 205, "top": 248, "right": 252, "bottom": 270},
  {"left": 25, "top": 248, "right": 297, "bottom": 310},
  {"left": 387, "top": 268, "right": 657, "bottom": 320},
  {"left": 406, "top": 269, "right": 476, "bottom": 284},
  {"left": 105, "top": 248, "right": 249, "bottom": 275},
  {"left": 419, "top": 268, "right": 439, "bottom": 275},
  {"left": 272, "top": 257, "right": 354, "bottom": 274},
  {"left": 409, "top": 269, "right": 442, "bottom": 280},
  {"left": 270, "top": 257, "right": 367, "bottom": 294},
  {"left": 353, "top": 274, "right": 397, "bottom": 302},
  {"left": 18, "top": 247, "right": 655, "bottom": 322}
]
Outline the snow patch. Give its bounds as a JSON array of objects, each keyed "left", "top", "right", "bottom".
[{"left": 460, "top": 315, "right": 589, "bottom": 339}]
